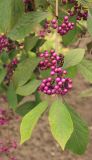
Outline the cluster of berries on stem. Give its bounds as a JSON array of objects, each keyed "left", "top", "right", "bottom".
[
  {"left": 4, "top": 58, "right": 19, "bottom": 85},
  {"left": 0, "top": 35, "right": 9, "bottom": 53},
  {"left": 58, "top": 16, "right": 74, "bottom": 36},
  {"left": 39, "top": 16, "right": 74, "bottom": 38},
  {"left": 39, "top": 0, "right": 88, "bottom": 38},
  {"left": 38, "top": 50, "right": 72, "bottom": 95},
  {"left": 62, "top": 0, "right": 88, "bottom": 20},
  {"left": 0, "top": 34, "right": 16, "bottom": 54}
]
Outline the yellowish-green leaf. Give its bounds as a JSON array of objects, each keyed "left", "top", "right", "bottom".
[
  {"left": 63, "top": 49, "right": 85, "bottom": 68},
  {"left": 16, "top": 80, "right": 41, "bottom": 96},
  {"left": 49, "top": 99, "right": 73, "bottom": 150},
  {"left": 78, "top": 58, "right": 92, "bottom": 83},
  {"left": 20, "top": 101, "right": 48, "bottom": 144}
]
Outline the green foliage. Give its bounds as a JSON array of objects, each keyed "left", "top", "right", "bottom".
[
  {"left": 16, "top": 101, "right": 36, "bottom": 116},
  {"left": 63, "top": 49, "right": 85, "bottom": 68},
  {"left": 66, "top": 104, "right": 89, "bottom": 154},
  {"left": 0, "top": 0, "right": 91, "bottom": 156},
  {"left": 34, "top": 0, "right": 48, "bottom": 9},
  {"left": 49, "top": 99, "right": 73, "bottom": 150},
  {"left": 87, "top": 11, "right": 92, "bottom": 36},
  {"left": 24, "top": 35, "right": 39, "bottom": 52},
  {"left": 0, "top": 51, "right": 9, "bottom": 63},
  {"left": 20, "top": 101, "right": 48, "bottom": 144},
  {"left": 8, "top": 11, "right": 50, "bottom": 40},
  {"left": 62, "top": 17, "right": 80, "bottom": 46},
  {"left": 66, "top": 66, "right": 78, "bottom": 79},
  {"left": 78, "top": 58, "right": 92, "bottom": 83},
  {"left": 40, "top": 69, "right": 51, "bottom": 78},
  {"left": 62, "top": 27, "right": 79, "bottom": 46},
  {"left": 7, "top": 82, "right": 18, "bottom": 110},
  {"left": 16, "top": 79, "right": 41, "bottom": 96},
  {"left": 0, "top": 66, "right": 6, "bottom": 84},
  {"left": 13, "top": 58, "right": 40, "bottom": 88},
  {"left": 0, "top": 0, "right": 24, "bottom": 33}
]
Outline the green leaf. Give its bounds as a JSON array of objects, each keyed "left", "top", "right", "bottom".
[
  {"left": 16, "top": 80, "right": 41, "bottom": 96},
  {"left": 35, "top": 92, "right": 41, "bottom": 104},
  {"left": 89, "top": 6, "right": 92, "bottom": 15},
  {"left": 24, "top": 35, "right": 38, "bottom": 52},
  {"left": 13, "top": 58, "right": 40, "bottom": 87},
  {"left": 62, "top": 18, "right": 80, "bottom": 46},
  {"left": 66, "top": 66, "right": 78, "bottom": 79},
  {"left": 0, "top": 51, "right": 9, "bottom": 63},
  {"left": 34, "top": 0, "right": 48, "bottom": 9},
  {"left": 0, "top": 85, "right": 5, "bottom": 93},
  {"left": 11, "top": 0, "right": 24, "bottom": 28},
  {"left": 20, "top": 101, "right": 48, "bottom": 144},
  {"left": 49, "top": 0, "right": 55, "bottom": 6},
  {"left": 78, "top": 0, "right": 91, "bottom": 5},
  {"left": 66, "top": 104, "right": 89, "bottom": 155},
  {"left": 34, "top": 39, "right": 46, "bottom": 50},
  {"left": 9, "top": 50, "right": 17, "bottom": 60},
  {"left": 62, "top": 29, "right": 77, "bottom": 46},
  {"left": 60, "top": 13, "right": 80, "bottom": 45},
  {"left": 28, "top": 51, "right": 36, "bottom": 58},
  {"left": 7, "top": 82, "right": 18, "bottom": 110},
  {"left": 80, "top": 88, "right": 92, "bottom": 97},
  {"left": 0, "top": 66, "right": 6, "bottom": 84},
  {"left": 0, "top": 0, "right": 24, "bottom": 33},
  {"left": 78, "top": 59, "right": 92, "bottom": 83},
  {"left": 40, "top": 69, "right": 51, "bottom": 78},
  {"left": 49, "top": 99, "right": 73, "bottom": 150},
  {"left": 16, "top": 101, "right": 36, "bottom": 116},
  {"left": 63, "top": 49, "right": 85, "bottom": 68},
  {"left": 0, "top": 0, "right": 12, "bottom": 32},
  {"left": 87, "top": 12, "right": 92, "bottom": 36},
  {"left": 8, "top": 11, "right": 50, "bottom": 40}
]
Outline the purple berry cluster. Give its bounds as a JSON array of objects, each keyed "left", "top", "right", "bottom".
[
  {"left": 62, "top": 0, "right": 88, "bottom": 20},
  {"left": 39, "top": 17, "right": 74, "bottom": 38},
  {"left": 4, "top": 58, "right": 19, "bottom": 85},
  {"left": 38, "top": 50, "right": 72, "bottom": 95},
  {"left": 39, "top": 77, "right": 72, "bottom": 95},
  {"left": 0, "top": 34, "right": 16, "bottom": 54},
  {"left": 57, "top": 16, "right": 74, "bottom": 36},
  {"left": 0, "top": 35, "right": 9, "bottom": 53},
  {"left": 38, "top": 1, "right": 88, "bottom": 38},
  {"left": 39, "top": 50, "right": 64, "bottom": 70}
]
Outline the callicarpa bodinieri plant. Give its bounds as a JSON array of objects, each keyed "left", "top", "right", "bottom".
[{"left": 0, "top": 0, "right": 92, "bottom": 159}]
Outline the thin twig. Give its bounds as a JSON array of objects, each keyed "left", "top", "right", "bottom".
[{"left": 55, "top": 0, "right": 59, "bottom": 54}]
